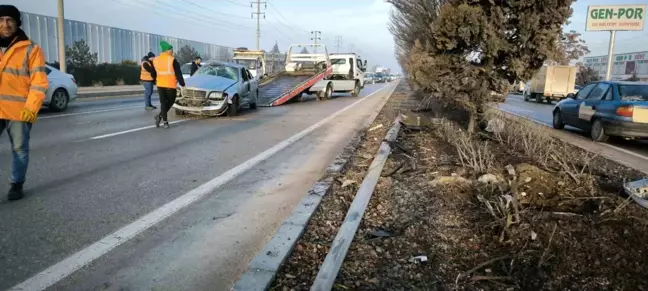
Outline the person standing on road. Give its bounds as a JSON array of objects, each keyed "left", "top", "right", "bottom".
[
  {"left": 190, "top": 56, "right": 201, "bottom": 76},
  {"left": 141, "top": 52, "right": 157, "bottom": 110},
  {"left": 152, "top": 41, "right": 185, "bottom": 129},
  {"left": 0, "top": 5, "right": 48, "bottom": 201}
]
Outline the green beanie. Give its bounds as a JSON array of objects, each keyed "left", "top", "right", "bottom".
[{"left": 160, "top": 40, "right": 173, "bottom": 52}]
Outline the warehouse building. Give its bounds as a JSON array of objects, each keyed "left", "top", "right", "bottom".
[
  {"left": 583, "top": 51, "right": 648, "bottom": 82},
  {"left": 19, "top": 11, "right": 234, "bottom": 64}
]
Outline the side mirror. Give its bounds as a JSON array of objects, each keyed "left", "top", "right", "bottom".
[
  {"left": 567, "top": 93, "right": 575, "bottom": 99},
  {"left": 364, "top": 60, "right": 367, "bottom": 67}
]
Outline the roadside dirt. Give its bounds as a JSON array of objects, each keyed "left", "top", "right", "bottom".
[{"left": 271, "top": 85, "right": 648, "bottom": 291}]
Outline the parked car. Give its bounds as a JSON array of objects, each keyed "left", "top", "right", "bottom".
[
  {"left": 374, "top": 72, "right": 386, "bottom": 83},
  {"left": 45, "top": 65, "right": 78, "bottom": 112},
  {"left": 552, "top": 81, "right": 648, "bottom": 142},
  {"left": 364, "top": 72, "right": 375, "bottom": 84},
  {"left": 173, "top": 61, "right": 258, "bottom": 117}
]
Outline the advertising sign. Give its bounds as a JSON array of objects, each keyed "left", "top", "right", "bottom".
[{"left": 586, "top": 5, "right": 647, "bottom": 31}]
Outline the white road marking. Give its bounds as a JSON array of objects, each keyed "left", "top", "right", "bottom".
[
  {"left": 40, "top": 106, "right": 140, "bottom": 119},
  {"left": 496, "top": 106, "right": 648, "bottom": 162},
  {"left": 89, "top": 119, "right": 190, "bottom": 140},
  {"left": 9, "top": 83, "right": 398, "bottom": 291}
]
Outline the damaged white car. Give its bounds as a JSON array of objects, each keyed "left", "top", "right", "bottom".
[{"left": 173, "top": 61, "right": 259, "bottom": 117}]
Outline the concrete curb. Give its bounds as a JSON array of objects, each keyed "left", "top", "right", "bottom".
[{"left": 231, "top": 131, "right": 366, "bottom": 291}]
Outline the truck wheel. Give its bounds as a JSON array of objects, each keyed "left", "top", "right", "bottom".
[
  {"left": 552, "top": 110, "right": 565, "bottom": 129},
  {"left": 545, "top": 97, "right": 552, "bottom": 104},
  {"left": 351, "top": 81, "right": 360, "bottom": 97},
  {"left": 227, "top": 95, "right": 239, "bottom": 117},
  {"left": 590, "top": 119, "right": 609, "bottom": 142},
  {"left": 534, "top": 94, "right": 543, "bottom": 103},
  {"left": 325, "top": 83, "right": 333, "bottom": 99}
]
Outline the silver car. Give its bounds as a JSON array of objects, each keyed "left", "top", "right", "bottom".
[{"left": 173, "top": 61, "right": 259, "bottom": 117}]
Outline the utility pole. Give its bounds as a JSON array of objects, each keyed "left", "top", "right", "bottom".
[
  {"left": 57, "top": 0, "right": 66, "bottom": 73},
  {"left": 251, "top": 0, "right": 266, "bottom": 50},
  {"left": 334, "top": 36, "right": 342, "bottom": 53},
  {"left": 311, "top": 31, "right": 321, "bottom": 52}
]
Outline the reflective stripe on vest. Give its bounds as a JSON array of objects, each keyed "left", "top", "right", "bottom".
[
  {"left": 1, "top": 43, "right": 36, "bottom": 77},
  {"left": 141, "top": 60, "right": 153, "bottom": 81}
]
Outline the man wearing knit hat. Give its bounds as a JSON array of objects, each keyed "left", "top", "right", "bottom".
[
  {"left": 152, "top": 40, "right": 185, "bottom": 128},
  {"left": 140, "top": 51, "right": 157, "bottom": 110},
  {"left": 0, "top": 5, "right": 49, "bottom": 200}
]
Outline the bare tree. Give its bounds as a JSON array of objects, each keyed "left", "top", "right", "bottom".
[
  {"left": 556, "top": 30, "right": 591, "bottom": 65},
  {"left": 576, "top": 63, "right": 601, "bottom": 85}
]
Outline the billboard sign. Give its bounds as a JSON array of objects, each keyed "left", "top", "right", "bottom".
[{"left": 586, "top": 5, "right": 647, "bottom": 31}]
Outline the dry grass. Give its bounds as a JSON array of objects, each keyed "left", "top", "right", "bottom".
[{"left": 435, "top": 119, "right": 495, "bottom": 174}]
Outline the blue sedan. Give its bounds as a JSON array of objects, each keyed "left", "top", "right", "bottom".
[{"left": 552, "top": 81, "right": 648, "bottom": 142}]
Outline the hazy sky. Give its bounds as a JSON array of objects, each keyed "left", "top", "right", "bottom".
[{"left": 7, "top": 0, "right": 648, "bottom": 72}]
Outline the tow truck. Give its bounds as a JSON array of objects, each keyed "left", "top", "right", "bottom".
[
  {"left": 310, "top": 53, "right": 367, "bottom": 97},
  {"left": 257, "top": 44, "right": 333, "bottom": 106}
]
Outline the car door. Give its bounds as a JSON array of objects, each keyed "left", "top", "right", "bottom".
[
  {"left": 562, "top": 83, "right": 596, "bottom": 127},
  {"left": 240, "top": 68, "right": 251, "bottom": 103},
  {"left": 247, "top": 69, "right": 258, "bottom": 101},
  {"left": 577, "top": 83, "right": 611, "bottom": 129}
]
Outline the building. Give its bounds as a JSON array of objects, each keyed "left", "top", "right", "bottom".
[
  {"left": 20, "top": 11, "right": 234, "bottom": 64},
  {"left": 583, "top": 51, "right": 648, "bottom": 81}
]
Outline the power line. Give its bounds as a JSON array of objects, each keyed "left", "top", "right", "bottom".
[
  {"left": 264, "top": 19, "right": 295, "bottom": 43},
  {"left": 138, "top": 0, "right": 251, "bottom": 30},
  {"left": 179, "top": 0, "right": 250, "bottom": 19},
  {"left": 334, "top": 36, "right": 342, "bottom": 53},
  {"left": 221, "top": 0, "right": 249, "bottom": 7},
  {"left": 267, "top": 1, "right": 309, "bottom": 34}
]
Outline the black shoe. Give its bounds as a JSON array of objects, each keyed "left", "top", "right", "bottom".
[
  {"left": 8, "top": 183, "right": 24, "bottom": 201},
  {"left": 163, "top": 122, "right": 170, "bottom": 129},
  {"left": 154, "top": 114, "right": 161, "bottom": 128}
]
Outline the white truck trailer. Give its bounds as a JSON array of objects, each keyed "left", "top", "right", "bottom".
[{"left": 523, "top": 65, "right": 577, "bottom": 104}]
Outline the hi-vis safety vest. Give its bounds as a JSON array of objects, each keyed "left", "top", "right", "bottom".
[
  {"left": 0, "top": 39, "right": 48, "bottom": 121},
  {"left": 153, "top": 52, "right": 176, "bottom": 89},
  {"left": 140, "top": 60, "right": 154, "bottom": 81}
]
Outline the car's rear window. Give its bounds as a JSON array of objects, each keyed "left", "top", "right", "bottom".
[{"left": 618, "top": 84, "right": 648, "bottom": 101}]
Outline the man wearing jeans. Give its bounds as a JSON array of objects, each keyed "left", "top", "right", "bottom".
[
  {"left": 0, "top": 5, "right": 48, "bottom": 201},
  {"left": 141, "top": 52, "right": 157, "bottom": 110}
]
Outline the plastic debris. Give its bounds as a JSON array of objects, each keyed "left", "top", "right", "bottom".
[{"left": 409, "top": 255, "right": 428, "bottom": 263}]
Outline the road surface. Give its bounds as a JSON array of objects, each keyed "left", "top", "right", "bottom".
[
  {"left": 0, "top": 82, "right": 398, "bottom": 290},
  {"left": 497, "top": 94, "right": 648, "bottom": 172}
]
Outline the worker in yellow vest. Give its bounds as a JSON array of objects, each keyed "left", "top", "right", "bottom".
[
  {"left": 153, "top": 41, "right": 185, "bottom": 128},
  {"left": 0, "top": 5, "right": 48, "bottom": 201},
  {"left": 140, "top": 52, "right": 157, "bottom": 110}
]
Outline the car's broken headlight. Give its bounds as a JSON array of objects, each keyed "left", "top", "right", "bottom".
[{"left": 208, "top": 92, "right": 226, "bottom": 100}]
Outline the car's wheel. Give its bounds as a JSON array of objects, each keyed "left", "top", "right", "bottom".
[
  {"left": 49, "top": 88, "right": 69, "bottom": 112},
  {"left": 591, "top": 119, "right": 609, "bottom": 142},
  {"left": 535, "top": 93, "right": 543, "bottom": 103},
  {"left": 325, "top": 83, "right": 333, "bottom": 99},
  {"left": 351, "top": 81, "right": 360, "bottom": 97},
  {"left": 227, "top": 95, "right": 239, "bottom": 117},
  {"left": 552, "top": 110, "right": 565, "bottom": 129}
]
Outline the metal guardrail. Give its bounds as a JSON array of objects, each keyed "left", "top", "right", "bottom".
[{"left": 310, "top": 116, "right": 403, "bottom": 291}]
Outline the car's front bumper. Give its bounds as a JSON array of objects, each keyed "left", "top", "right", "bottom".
[
  {"left": 604, "top": 120, "right": 648, "bottom": 138},
  {"left": 173, "top": 100, "right": 228, "bottom": 116}
]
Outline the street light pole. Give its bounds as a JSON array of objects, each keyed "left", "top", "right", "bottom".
[
  {"left": 605, "top": 30, "right": 616, "bottom": 81},
  {"left": 57, "top": 0, "right": 66, "bottom": 73}
]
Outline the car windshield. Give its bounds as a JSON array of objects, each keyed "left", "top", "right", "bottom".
[
  {"left": 618, "top": 84, "right": 648, "bottom": 101},
  {"left": 195, "top": 64, "right": 239, "bottom": 81},
  {"left": 234, "top": 59, "right": 257, "bottom": 70},
  {"left": 376, "top": 73, "right": 384, "bottom": 77},
  {"left": 331, "top": 58, "right": 346, "bottom": 65},
  {"left": 365, "top": 73, "right": 373, "bottom": 77},
  {"left": 181, "top": 63, "right": 192, "bottom": 75}
]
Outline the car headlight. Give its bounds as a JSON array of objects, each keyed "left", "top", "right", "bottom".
[{"left": 208, "top": 91, "right": 225, "bottom": 100}]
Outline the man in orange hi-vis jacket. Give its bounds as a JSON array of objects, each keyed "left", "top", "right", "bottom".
[{"left": 0, "top": 5, "right": 48, "bottom": 201}]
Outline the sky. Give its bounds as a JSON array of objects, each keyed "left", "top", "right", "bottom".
[{"left": 6, "top": 0, "right": 648, "bottom": 71}]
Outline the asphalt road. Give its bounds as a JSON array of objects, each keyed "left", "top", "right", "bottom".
[
  {"left": 0, "top": 82, "right": 398, "bottom": 290},
  {"left": 497, "top": 93, "right": 648, "bottom": 162}
]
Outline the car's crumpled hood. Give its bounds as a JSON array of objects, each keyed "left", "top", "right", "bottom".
[{"left": 185, "top": 75, "right": 237, "bottom": 91}]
